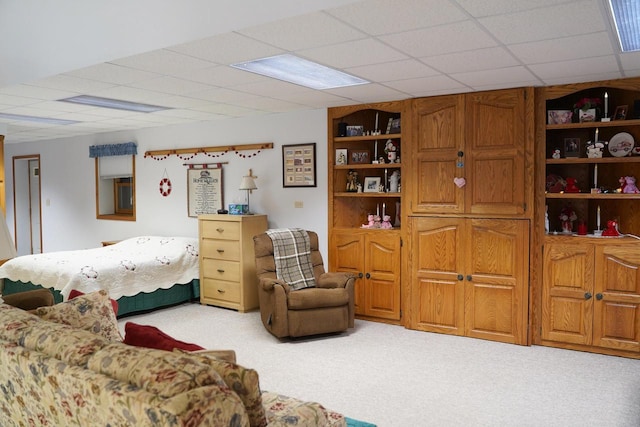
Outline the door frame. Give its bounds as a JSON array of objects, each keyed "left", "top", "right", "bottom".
[{"left": 12, "top": 154, "right": 42, "bottom": 255}]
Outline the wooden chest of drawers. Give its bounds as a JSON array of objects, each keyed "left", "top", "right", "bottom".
[{"left": 198, "top": 214, "right": 267, "bottom": 312}]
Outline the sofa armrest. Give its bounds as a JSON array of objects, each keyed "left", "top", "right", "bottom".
[
  {"left": 2, "top": 288, "right": 54, "bottom": 311},
  {"left": 259, "top": 278, "right": 291, "bottom": 293},
  {"left": 316, "top": 272, "right": 355, "bottom": 289},
  {"left": 188, "top": 349, "right": 237, "bottom": 363}
]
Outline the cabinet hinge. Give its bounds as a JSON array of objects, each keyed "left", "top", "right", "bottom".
[
  {"left": 523, "top": 202, "right": 527, "bottom": 211},
  {"left": 400, "top": 239, "right": 403, "bottom": 247}
]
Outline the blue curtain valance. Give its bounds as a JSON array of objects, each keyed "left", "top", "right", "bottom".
[{"left": 89, "top": 142, "right": 137, "bottom": 158}]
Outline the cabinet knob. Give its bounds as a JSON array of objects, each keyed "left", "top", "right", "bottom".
[
  {"left": 457, "top": 274, "right": 464, "bottom": 281},
  {"left": 584, "top": 292, "right": 592, "bottom": 300},
  {"left": 596, "top": 293, "right": 603, "bottom": 300},
  {"left": 466, "top": 275, "right": 472, "bottom": 281},
  {"left": 458, "top": 151, "right": 464, "bottom": 157},
  {"left": 365, "top": 273, "right": 371, "bottom": 279},
  {"left": 358, "top": 272, "right": 363, "bottom": 279}
]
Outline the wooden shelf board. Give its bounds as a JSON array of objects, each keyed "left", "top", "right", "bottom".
[
  {"left": 334, "top": 134, "right": 402, "bottom": 143},
  {"left": 546, "top": 192, "right": 640, "bottom": 200},
  {"left": 546, "top": 119, "right": 640, "bottom": 130},
  {"left": 335, "top": 163, "right": 401, "bottom": 169},
  {"left": 335, "top": 192, "right": 401, "bottom": 198},
  {"left": 546, "top": 157, "right": 640, "bottom": 164}
]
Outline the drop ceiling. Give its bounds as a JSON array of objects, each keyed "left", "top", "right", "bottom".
[{"left": 1, "top": 0, "right": 639, "bottom": 144}]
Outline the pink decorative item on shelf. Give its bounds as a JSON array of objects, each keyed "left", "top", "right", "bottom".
[
  {"left": 623, "top": 176, "right": 640, "bottom": 193},
  {"left": 380, "top": 215, "right": 393, "bottom": 229}
]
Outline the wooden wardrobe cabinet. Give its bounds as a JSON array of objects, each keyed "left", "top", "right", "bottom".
[
  {"left": 408, "top": 88, "right": 530, "bottom": 217},
  {"left": 330, "top": 229, "right": 401, "bottom": 323},
  {"left": 542, "top": 238, "right": 640, "bottom": 358},
  {"left": 408, "top": 217, "right": 529, "bottom": 345}
]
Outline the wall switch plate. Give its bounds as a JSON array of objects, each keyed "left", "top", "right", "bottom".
[{"left": 294, "top": 201, "right": 303, "bottom": 208}]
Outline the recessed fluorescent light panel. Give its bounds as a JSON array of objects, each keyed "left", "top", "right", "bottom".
[
  {"left": 609, "top": 0, "right": 640, "bottom": 52},
  {"left": 59, "top": 95, "right": 170, "bottom": 113},
  {"left": 0, "top": 112, "right": 79, "bottom": 125},
  {"left": 231, "top": 54, "right": 369, "bottom": 90}
]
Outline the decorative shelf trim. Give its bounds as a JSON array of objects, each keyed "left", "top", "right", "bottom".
[{"left": 144, "top": 142, "right": 274, "bottom": 159}]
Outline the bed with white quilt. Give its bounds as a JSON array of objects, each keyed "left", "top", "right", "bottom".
[{"left": 0, "top": 236, "right": 200, "bottom": 317}]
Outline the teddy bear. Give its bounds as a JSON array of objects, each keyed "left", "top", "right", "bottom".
[
  {"left": 362, "top": 214, "right": 375, "bottom": 228},
  {"left": 380, "top": 215, "right": 393, "bottom": 229},
  {"left": 623, "top": 176, "right": 640, "bottom": 194},
  {"left": 564, "top": 177, "right": 580, "bottom": 193}
]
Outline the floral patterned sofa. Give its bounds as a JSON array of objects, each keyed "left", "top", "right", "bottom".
[{"left": 0, "top": 291, "right": 345, "bottom": 426}]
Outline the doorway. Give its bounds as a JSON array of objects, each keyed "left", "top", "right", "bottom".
[{"left": 12, "top": 155, "right": 42, "bottom": 255}]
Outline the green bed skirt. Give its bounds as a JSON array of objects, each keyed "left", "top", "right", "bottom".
[{"left": 1, "top": 279, "right": 200, "bottom": 317}]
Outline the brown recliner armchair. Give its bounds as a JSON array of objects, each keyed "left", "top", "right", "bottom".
[
  {"left": 253, "top": 231, "right": 355, "bottom": 338},
  {"left": 2, "top": 288, "right": 54, "bottom": 311}
]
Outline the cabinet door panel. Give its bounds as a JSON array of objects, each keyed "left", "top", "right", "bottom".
[
  {"left": 410, "top": 95, "right": 464, "bottom": 214},
  {"left": 409, "top": 217, "right": 465, "bottom": 334},
  {"left": 594, "top": 246, "right": 640, "bottom": 352},
  {"left": 465, "top": 219, "right": 529, "bottom": 344},
  {"left": 466, "top": 89, "right": 526, "bottom": 215},
  {"left": 365, "top": 234, "right": 401, "bottom": 320},
  {"left": 331, "top": 231, "right": 365, "bottom": 314},
  {"left": 542, "top": 244, "right": 594, "bottom": 345}
]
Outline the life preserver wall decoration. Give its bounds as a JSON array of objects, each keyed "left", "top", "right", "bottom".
[{"left": 159, "top": 177, "right": 172, "bottom": 197}]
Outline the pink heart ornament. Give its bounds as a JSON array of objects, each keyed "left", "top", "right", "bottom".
[{"left": 454, "top": 177, "right": 466, "bottom": 188}]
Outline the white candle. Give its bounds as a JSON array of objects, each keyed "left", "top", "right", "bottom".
[
  {"left": 594, "top": 164, "right": 598, "bottom": 188},
  {"left": 597, "top": 205, "right": 601, "bottom": 230},
  {"left": 375, "top": 112, "right": 379, "bottom": 131},
  {"left": 382, "top": 203, "right": 386, "bottom": 218},
  {"left": 604, "top": 92, "right": 608, "bottom": 118},
  {"left": 595, "top": 128, "right": 599, "bottom": 143},
  {"left": 377, "top": 204, "right": 380, "bottom": 217},
  {"left": 374, "top": 141, "right": 378, "bottom": 159}
]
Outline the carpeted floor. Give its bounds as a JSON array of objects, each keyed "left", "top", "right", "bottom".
[{"left": 120, "top": 302, "right": 640, "bottom": 427}]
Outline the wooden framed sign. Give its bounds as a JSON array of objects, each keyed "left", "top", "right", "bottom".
[{"left": 187, "top": 167, "right": 223, "bottom": 217}]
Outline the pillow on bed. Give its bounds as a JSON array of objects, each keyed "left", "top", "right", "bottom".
[
  {"left": 123, "top": 322, "right": 204, "bottom": 351},
  {"left": 69, "top": 289, "right": 119, "bottom": 316},
  {"left": 34, "top": 290, "right": 123, "bottom": 342}
]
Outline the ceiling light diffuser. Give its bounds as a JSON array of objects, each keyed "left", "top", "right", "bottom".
[
  {"left": 609, "top": 0, "right": 640, "bottom": 52},
  {"left": 231, "top": 54, "right": 369, "bottom": 90},
  {"left": 0, "top": 112, "right": 79, "bottom": 125},
  {"left": 59, "top": 95, "right": 170, "bottom": 113}
]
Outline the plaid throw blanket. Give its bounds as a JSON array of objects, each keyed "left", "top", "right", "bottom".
[{"left": 266, "top": 228, "right": 316, "bottom": 291}]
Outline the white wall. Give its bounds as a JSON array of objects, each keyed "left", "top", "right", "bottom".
[{"left": 3, "top": 109, "right": 330, "bottom": 259}]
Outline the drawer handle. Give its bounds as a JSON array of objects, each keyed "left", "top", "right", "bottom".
[
  {"left": 217, "top": 249, "right": 225, "bottom": 253},
  {"left": 217, "top": 269, "right": 225, "bottom": 273},
  {"left": 216, "top": 228, "right": 224, "bottom": 233},
  {"left": 217, "top": 289, "right": 225, "bottom": 293}
]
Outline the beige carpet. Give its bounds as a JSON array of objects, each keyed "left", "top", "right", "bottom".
[{"left": 119, "top": 302, "right": 640, "bottom": 427}]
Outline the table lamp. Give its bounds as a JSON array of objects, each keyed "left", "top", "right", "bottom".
[
  {"left": 0, "top": 210, "right": 17, "bottom": 265},
  {"left": 239, "top": 175, "right": 257, "bottom": 214}
]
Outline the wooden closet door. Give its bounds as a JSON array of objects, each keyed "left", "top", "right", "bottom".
[
  {"left": 594, "top": 245, "right": 640, "bottom": 352},
  {"left": 409, "top": 217, "right": 465, "bottom": 335},
  {"left": 465, "top": 89, "right": 527, "bottom": 216},
  {"left": 541, "top": 243, "right": 594, "bottom": 346},
  {"left": 331, "top": 230, "right": 366, "bottom": 315},
  {"left": 464, "top": 218, "right": 529, "bottom": 345},
  {"left": 364, "top": 232, "right": 401, "bottom": 321},
  {"left": 410, "top": 95, "right": 465, "bottom": 215}
]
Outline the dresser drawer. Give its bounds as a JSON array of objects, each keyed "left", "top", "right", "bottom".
[
  {"left": 202, "top": 258, "right": 240, "bottom": 282},
  {"left": 200, "top": 239, "right": 240, "bottom": 261},
  {"left": 200, "top": 220, "right": 241, "bottom": 240},
  {"left": 201, "top": 279, "right": 240, "bottom": 303}
]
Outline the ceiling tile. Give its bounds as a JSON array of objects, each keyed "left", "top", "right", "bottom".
[
  {"left": 0, "top": 84, "right": 77, "bottom": 101},
  {"left": 0, "top": 94, "right": 42, "bottom": 107},
  {"left": 619, "top": 52, "right": 640, "bottom": 70},
  {"left": 110, "top": 49, "right": 215, "bottom": 76},
  {"left": 238, "top": 12, "right": 366, "bottom": 51},
  {"left": 328, "top": 0, "right": 467, "bottom": 36},
  {"left": 188, "top": 88, "right": 261, "bottom": 104},
  {"left": 528, "top": 55, "right": 619, "bottom": 80},
  {"left": 384, "top": 75, "right": 468, "bottom": 95},
  {"left": 456, "top": 0, "right": 570, "bottom": 17},
  {"left": 127, "top": 76, "right": 215, "bottom": 96},
  {"left": 326, "top": 83, "right": 410, "bottom": 103},
  {"left": 232, "top": 79, "right": 313, "bottom": 98},
  {"left": 542, "top": 71, "right": 623, "bottom": 86},
  {"left": 379, "top": 20, "right": 497, "bottom": 58},
  {"left": 65, "top": 63, "right": 161, "bottom": 85},
  {"left": 176, "top": 65, "right": 265, "bottom": 87},
  {"left": 478, "top": 1, "right": 606, "bottom": 44},
  {"left": 451, "top": 66, "right": 540, "bottom": 87},
  {"left": 346, "top": 59, "right": 440, "bottom": 82},
  {"left": 422, "top": 47, "right": 520, "bottom": 74},
  {"left": 88, "top": 86, "right": 170, "bottom": 103},
  {"left": 168, "top": 33, "right": 283, "bottom": 65},
  {"left": 509, "top": 32, "right": 614, "bottom": 64},
  {"left": 299, "top": 38, "right": 408, "bottom": 69}
]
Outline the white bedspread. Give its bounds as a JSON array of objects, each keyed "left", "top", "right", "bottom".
[{"left": 0, "top": 236, "right": 199, "bottom": 300}]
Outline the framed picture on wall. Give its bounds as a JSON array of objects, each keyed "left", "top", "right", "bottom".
[
  {"left": 187, "top": 167, "right": 223, "bottom": 217},
  {"left": 282, "top": 143, "right": 316, "bottom": 187}
]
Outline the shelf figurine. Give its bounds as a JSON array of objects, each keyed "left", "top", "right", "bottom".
[
  {"left": 380, "top": 215, "right": 393, "bottom": 229},
  {"left": 346, "top": 170, "right": 359, "bottom": 192},
  {"left": 384, "top": 140, "right": 398, "bottom": 163},
  {"left": 552, "top": 149, "right": 561, "bottom": 159},
  {"left": 559, "top": 205, "right": 577, "bottom": 234},
  {"left": 586, "top": 141, "right": 605, "bottom": 158},
  {"left": 564, "top": 177, "right": 580, "bottom": 193},
  {"left": 389, "top": 170, "right": 400, "bottom": 193},
  {"left": 623, "top": 176, "right": 640, "bottom": 194}
]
